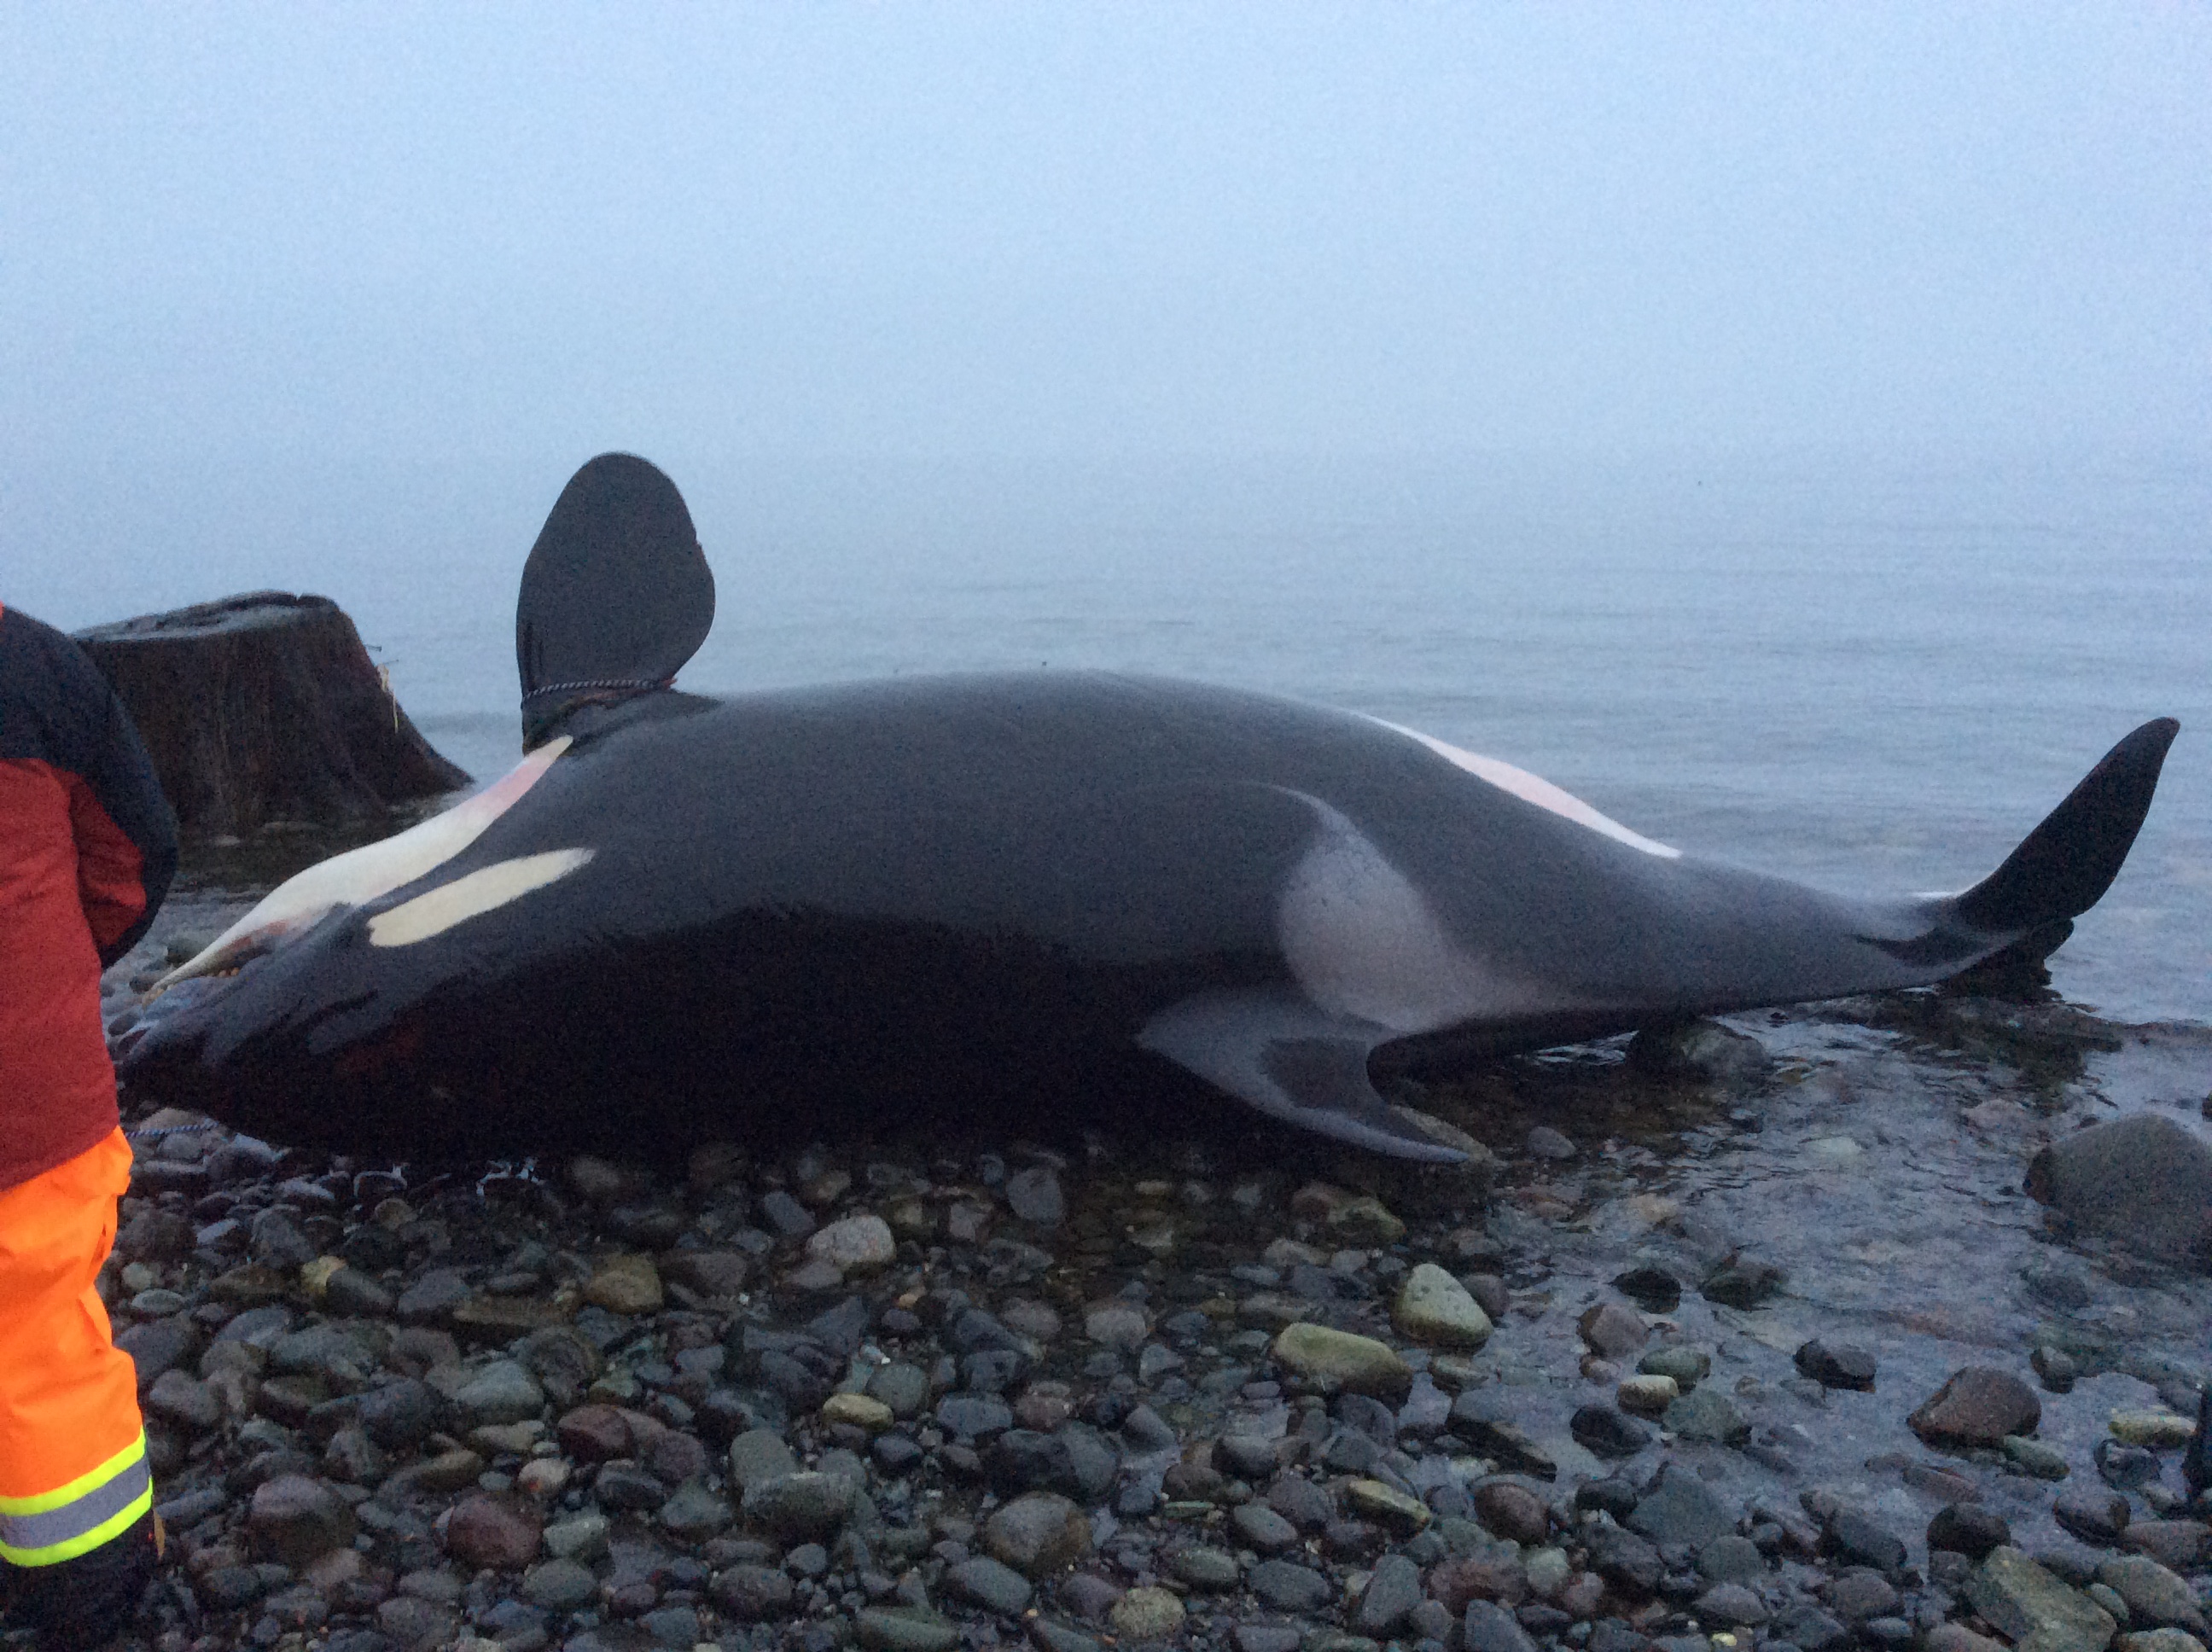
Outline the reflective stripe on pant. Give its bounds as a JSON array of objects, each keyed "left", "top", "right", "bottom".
[{"left": 0, "top": 1129, "right": 150, "bottom": 1567}]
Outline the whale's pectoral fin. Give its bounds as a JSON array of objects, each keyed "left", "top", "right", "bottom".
[{"left": 1138, "top": 990, "right": 1468, "bottom": 1163}]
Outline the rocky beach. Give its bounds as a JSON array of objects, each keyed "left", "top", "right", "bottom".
[{"left": 67, "top": 881, "right": 2212, "bottom": 1652}]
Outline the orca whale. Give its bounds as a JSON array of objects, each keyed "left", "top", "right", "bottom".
[{"left": 117, "top": 455, "right": 2180, "bottom": 1164}]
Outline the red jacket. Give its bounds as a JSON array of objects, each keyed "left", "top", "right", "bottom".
[{"left": 0, "top": 603, "right": 177, "bottom": 1190}]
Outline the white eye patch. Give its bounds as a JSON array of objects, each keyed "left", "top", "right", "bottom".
[
  {"left": 368, "top": 849, "right": 595, "bottom": 948},
  {"left": 157, "top": 736, "right": 575, "bottom": 986}
]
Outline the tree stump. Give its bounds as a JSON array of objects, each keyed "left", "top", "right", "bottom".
[{"left": 75, "top": 592, "right": 471, "bottom": 839}]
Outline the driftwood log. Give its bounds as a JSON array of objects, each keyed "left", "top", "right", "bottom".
[{"left": 75, "top": 592, "right": 470, "bottom": 839}]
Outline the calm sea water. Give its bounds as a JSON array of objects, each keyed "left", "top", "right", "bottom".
[{"left": 15, "top": 449, "right": 2209, "bottom": 1025}]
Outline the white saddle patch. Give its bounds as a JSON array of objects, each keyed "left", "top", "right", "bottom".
[
  {"left": 1371, "top": 718, "right": 1680, "bottom": 859},
  {"left": 369, "top": 849, "right": 595, "bottom": 947},
  {"left": 1278, "top": 794, "right": 1534, "bottom": 1034}
]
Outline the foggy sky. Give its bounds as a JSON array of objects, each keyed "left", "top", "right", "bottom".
[{"left": 4, "top": 4, "right": 2208, "bottom": 490}]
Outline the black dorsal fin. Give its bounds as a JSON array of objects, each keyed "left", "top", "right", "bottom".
[
  {"left": 515, "top": 454, "right": 714, "bottom": 743},
  {"left": 1953, "top": 717, "right": 2180, "bottom": 933}
]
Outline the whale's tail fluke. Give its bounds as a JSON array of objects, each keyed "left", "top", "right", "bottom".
[
  {"left": 515, "top": 453, "right": 714, "bottom": 747},
  {"left": 1953, "top": 717, "right": 2179, "bottom": 934}
]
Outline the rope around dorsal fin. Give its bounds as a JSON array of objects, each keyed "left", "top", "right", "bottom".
[{"left": 520, "top": 676, "right": 673, "bottom": 704}]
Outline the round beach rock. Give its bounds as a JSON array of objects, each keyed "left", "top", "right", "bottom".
[
  {"left": 1393, "top": 1263, "right": 1494, "bottom": 1349},
  {"left": 1270, "top": 1322, "right": 1412, "bottom": 1399},
  {"left": 1911, "top": 1367, "right": 2041, "bottom": 1448},
  {"left": 982, "top": 1492, "right": 1091, "bottom": 1578}
]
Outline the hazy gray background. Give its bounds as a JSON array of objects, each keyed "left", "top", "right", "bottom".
[
  {"left": 3, "top": 7, "right": 2208, "bottom": 1020},
  {"left": 5, "top": 7, "right": 2208, "bottom": 495}
]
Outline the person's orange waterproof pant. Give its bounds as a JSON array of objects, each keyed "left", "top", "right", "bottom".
[{"left": 0, "top": 1129, "right": 149, "bottom": 1569}]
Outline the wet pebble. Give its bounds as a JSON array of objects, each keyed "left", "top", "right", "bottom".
[
  {"left": 1271, "top": 1323, "right": 1412, "bottom": 1399},
  {"left": 1393, "top": 1263, "right": 1493, "bottom": 1349},
  {"left": 1109, "top": 1585, "right": 1186, "bottom": 1642},
  {"left": 1578, "top": 1301, "right": 1648, "bottom": 1358},
  {"left": 1569, "top": 1404, "right": 1652, "bottom": 1458},
  {"left": 983, "top": 1491, "right": 1091, "bottom": 1577},
  {"left": 945, "top": 1554, "right": 1035, "bottom": 1614},
  {"left": 2054, "top": 1484, "right": 2133, "bottom": 1548},
  {"left": 1004, "top": 1166, "right": 1065, "bottom": 1226},
  {"left": 1910, "top": 1366, "right": 2042, "bottom": 1448},
  {"left": 1796, "top": 1338, "right": 1879, "bottom": 1391}
]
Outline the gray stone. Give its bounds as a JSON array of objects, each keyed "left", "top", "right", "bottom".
[
  {"left": 855, "top": 1608, "right": 961, "bottom": 1652},
  {"left": 2098, "top": 1556, "right": 2206, "bottom": 1631},
  {"left": 1168, "top": 1547, "right": 1240, "bottom": 1591},
  {"left": 1912, "top": 1367, "right": 2043, "bottom": 1448},
  {"left": 658, "top": 1478, "right": 732, "bottom": 1539},
  {"left": 1271, "top": 1323, "right": 1412, "bottom": 1399},
  {"left": 868, "top": 1362, "right": 931, "bottom": 1418},
  {"left": 1795, "top": 1339, "right": 1878, "bottom": 1391},
  {"left": 1665, "top": 1385, "right": 1751, "bottom": 1446},
  {"left": 726, "top": 1427, "right": 801, "bottom": 1492},
  {"left": 1585, "top": 1523, "right": 1663, "bottom": 1593},
  {"left": 806, "top": 1214, "right": 895, "bottom": 1271},
  {"left": 452, "top": 1359, "right": 545, "bottom": 1426},
  {"left": 710, "top": 1562, "right": 795, "bottom": 1620},
  {"left": 935, "top": 1393, "right": 1014, "bottom": 1439},
  {"left": 1472, "top": 1480, "right": 1550, "bottom": 1545},
  {"left": 1639, "top": 1345, "right": 1710, "bottom": 1391},
  {"left": 2028, "top": 1114, "right": 2212, "bottom": 1265},
  {"left": 1266, "top": 1474, "right": 1336, "bottom": 1532},
  {"left": 395, "top": 1268, "right": 471, "bottom": 1323},
  {"left": 1108, "top": 1587, "right": 1185, "bottom": 1643},
  {"left": 2007, "top": 1436, "right": 2074, "bottom": 1480},
  {"left": 1697, "top": 1533, "right": 1766, "bottom": 1584},
  {"left": 1028, "top": 1620, "right": 1102, "bottom": 1652},
  {"left": 116, "top": 1315, "right": 201, "bottom": 1393},
  {"left": 359, "top": 1378, "right": 446, "bottom": 1451},
  {"left": 146, "top": 1369, "right": 220, "bottom": 1433},
  {"left": 521, "top": 1557, "right": 597, "bottom": 1610},
  {"left": 247, "top": 1474, "right": 356, "bottom": 1566},
  {"left": 1831, "top": 1572, "right": 1901, "bottom": 1620},
  {"left": 2056, "top": 1486, "right": 2133, "bottom": 1549},
  {"left": 1701, "top": 1259, "right": 1786, "bottom": 1309},
  {"left": 1060, "top": 1573, "right": 1125, "bottom": 1623},
  {"left": 541, "top": 1512, "right": 611, "bottom": 1561},
  {"left": 375, "top": 1595, "right": 457, "bottom": 1650},
  {"left": 1697, "top": 1583, "right": 1770, "bottom": 1626},
  {"left": 1578, "top": 1301, "right": 1649, "bottom": 1358},
  {"left": 1005, "top": 1166, "right": 1065, "bottom": 1226},
  {"left": 1569, "top": 1404, "right": 1653, "bottom": 1458},
  {"left": 2119, "top": 1636, "right": 2209, "bottom": 1652},
  {"left": 2124, "top": 1523, "right": 2211, "bottom": 1573},
  {"left": 1932, "top": 1504, "right": 2014, "bottom": 1561},
  {"left": 1772, "top": 1605, "right": 1851, "bottom": 1652},
  {"left": 946, "top": 1555, "right": 1035, "bottom": 1616},
  {"left": 1230, "top": 1499, "right": 1299, "bottom": 1555},
  {"left": 1967, "top": 1547, "right": 2120, "bottom": 1652},
  {"left": 639, "top": 1605, "right": 701, "bottom": 1647},
  {"left": 1393, "top": 1264, "right": 1494, "bottom": 1350},
  {"left": 1248, "top": 1559, "right": 1333, "bottom": 1613},
  {"left": 1629, "top": 1018, "right": 1772, "bottom": 1089},
  {"left": 442, "top": 1492, "right": 542, "bottom": 1571},
  {"left": 1628, "top": 1463, "right": 1736, "bottom": 1548},
  {"left": 1355, "top": 1554, "right": 1424, "bottom": 1637},
  {"left": 984, "top": 1492, "right": 1092, "bottom": 1578},
  {"left": 1463, "top": 1598, "right": 1540, "bottom": 1652},
  {"left": 1828, "top": 1508, "right": 1909, "bottom": 1573},
  {"left": 741, "top": 1471, "right": 855, "bottom": 1542}
]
